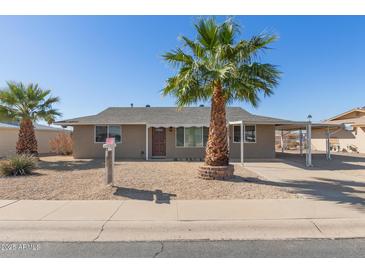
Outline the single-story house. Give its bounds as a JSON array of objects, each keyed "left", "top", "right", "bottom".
[
  {"left": 55, "top": 106, "right": 308, "bottom": 161},
  {"left": 0, "top": 122, "right": 71, "bottom": 157},
  {"left": 311, "top": 107, "right": 365, "bottom": 153}
]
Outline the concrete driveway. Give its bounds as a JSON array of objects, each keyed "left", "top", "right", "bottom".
[{"left": 244, "top": 152, "right": 365, "bottom": 209}]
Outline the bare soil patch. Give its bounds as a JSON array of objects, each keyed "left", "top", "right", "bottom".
[{"left": 0, "top": 156, "right": 298, "bottom": 200}]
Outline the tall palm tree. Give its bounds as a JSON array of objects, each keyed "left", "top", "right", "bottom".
[
  {"left": 162, "top": 18, "right": 280, "bottom": 169},
  {"left": 0, "top": 81, "right": 61, "bottom": 155}
]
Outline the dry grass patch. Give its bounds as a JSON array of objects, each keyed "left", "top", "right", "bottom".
[{"left": 0, "top": 156, "right": 298, "bottom": 200}]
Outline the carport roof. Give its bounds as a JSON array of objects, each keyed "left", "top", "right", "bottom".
[
  {"left": 275, "top": 122, "right": 342, "bottom": 131},
  {"left": 0, "top": 122, "right": 70, "bottom": 131},
  {"left": 54, "top": 107, "right": 305, "bottom": 127}
]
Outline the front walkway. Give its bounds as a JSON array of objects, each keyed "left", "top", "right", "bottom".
[{"left": 0, "top": 199, "right": 364, "bottom": 241}]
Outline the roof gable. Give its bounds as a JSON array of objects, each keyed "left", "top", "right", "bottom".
[{"left": 328, "top": 108, "right": 365, "bottom": 121}]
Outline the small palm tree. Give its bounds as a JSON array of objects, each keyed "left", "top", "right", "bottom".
[
  {"left": 162, "top": 18, "right": 280, "bottom": 169},
  {"left": 0, "top": 82, "right": 61, "bottom": 155}
]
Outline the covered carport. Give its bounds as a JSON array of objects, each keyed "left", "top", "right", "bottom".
[
  {"left": 229, "top": 120, "right": 343, "bottom": 167},
  {"left": 276, "top": 122, "right": 343, "bottom": 167}
]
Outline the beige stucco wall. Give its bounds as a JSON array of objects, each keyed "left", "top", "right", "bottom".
[
  {"left": 72, "top": 125, "right": 146, "bottom": 159},
  {"left": 311, "top": 127, "right": 365, "bottom": 153},
  {"left": 73, "top": 124, "right": 275, "bottom": 160},
  {"left": 0, "top": 129, "right": 17, "bottom": 157},
  {"left": 229, "top": 125, "right": 276, "bottom": 159},
  {"left": 311, "top": 110, "right": 365, "bottom": 153},
  {"left": 0, "top": 128, "right": 69, "bottom": 157}
]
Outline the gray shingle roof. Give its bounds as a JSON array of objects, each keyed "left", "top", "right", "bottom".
[{"left": 55, "top": 107, "right": 302, "bottom": 126}]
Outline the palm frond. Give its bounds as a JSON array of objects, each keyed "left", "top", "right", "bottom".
[
  {"left": 162, "top": 17, "right": 280, "bottom": 108},
  {"left": 0, "top": 81, "right": 61, "bottom": 123},
  {"left": 233, "top": 34, "right": 278, "bottom": 63},
  {"left": 180, "top": 36, "right": 205, "bottom": 59},
  {"left": 163, "top": 48, "right": 194, "bottom": 68},
  {"left": 218, "top": 18, "right": 240, "bottom": 45},
  {"left": 194, "top": 17, "right": 219, "bottom": 50}
]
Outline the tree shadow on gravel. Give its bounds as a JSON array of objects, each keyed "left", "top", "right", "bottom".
[
  {"left": 226, "top": 175, "right": 264, "bottom": 183},
  {"left": 229, "top": 175, "right": 365, "bottom": 211},
  {"left": 113, "top": 186, "right": 177, "bottom": 204},
  {"left": 37, "top": 159, "right": 104, "bottom": 171},
  {"left": 258, "top": 178, "right": 365, "bottom": 211}
]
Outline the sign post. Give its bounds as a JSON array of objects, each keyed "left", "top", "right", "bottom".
[{"left": 103, "top": 138, "right": 116, "bottom": 184}]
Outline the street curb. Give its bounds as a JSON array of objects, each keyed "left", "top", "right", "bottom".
[{"left": 0, "top": 218, "right": 364, "bottom": 242}]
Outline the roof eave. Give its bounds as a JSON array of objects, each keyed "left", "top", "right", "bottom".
[
  {"left": 53, "top": 122, "right": 148, "bottom": 126},
  {"left": 56, "top": 120, "right": 308, "bottom": 127}
]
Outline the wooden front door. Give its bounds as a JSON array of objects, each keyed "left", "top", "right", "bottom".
[{"left": 152, "top": 127, "right": 166, "bottom": 157}]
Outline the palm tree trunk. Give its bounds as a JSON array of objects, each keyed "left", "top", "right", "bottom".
[
  {"left": 205, "top": 83, "right": 229, "bottom": 166},
  {"left": 16, "top": 118, "right": 38, "bottom": 156}
]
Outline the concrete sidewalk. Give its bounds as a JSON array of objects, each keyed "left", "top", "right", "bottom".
[{"left": 0, "top": 199, "right": 364, "bottom": 241}]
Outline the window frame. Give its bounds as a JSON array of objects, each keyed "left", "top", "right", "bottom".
[
  {"left": 232, "top": 124, "right": 257, "bottom": 144},
  {"left": 175, "top": 127, "right": 185, "bottom": 147},
  {"left": 175, "top": 126, "right": 208, "bottom": 148},
  {"left": 94, "top": 125, "right": 122, "bottom": 144}
]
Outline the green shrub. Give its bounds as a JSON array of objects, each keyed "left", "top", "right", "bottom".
[{"left": 0, "top": 154, "right": 37, "bottom": 176}]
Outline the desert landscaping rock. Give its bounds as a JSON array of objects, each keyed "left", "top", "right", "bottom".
[{"left": 0, "top": 156, "right": 297, "bottom": 200}]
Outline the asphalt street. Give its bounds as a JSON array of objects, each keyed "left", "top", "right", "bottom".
[{"left": 1, "top": 239, "right": 365, "bottom": 257}]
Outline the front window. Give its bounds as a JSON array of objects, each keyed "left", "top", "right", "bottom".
[
  {"left": 244, "top": 125, "right": 256, "bottom": 143},
  {"left": 233, "top": 125, "right": 256, "bottom": 143},
  {"left": 176, "top": 127, "right": 184, "bottom": 147},
  {"left": 233, "top": 125, "right": 241, "bottom": 143},
  {"left": 176, "top": 127, "right": 208, "bottom": 147},
  {"left": 185, "top": 127, "right": 203, "bottom": 147},
  {"left": 95, "top": 125, "right": 122, "bottom": 143},
  {"left": 95, "top": 126, "right": 108, "bottom": 143},
  {"left": 108, "top": 126, "right": 121, "bottom": 143}
]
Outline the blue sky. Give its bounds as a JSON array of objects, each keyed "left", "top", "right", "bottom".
[{"left": 0, "top": 16, "right": 364, "bottom": 122}]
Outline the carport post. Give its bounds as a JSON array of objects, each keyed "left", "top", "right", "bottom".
[
  {"left": 299, "top": 129, "right": 303, "bottom": 156},
  {"left": 145, "top": 124, "right": 149, "bottom": 160},
  {"left": 306, "top": 122, "right": 312, "bottom": 167},
  {"left": 326, "top": 127, "right": 331, "bottom": 160},
  {"left": 227, "top": 123, "right": 230, "bottom": 151},
  {"left": 240, "top": 120, "right": 244, "bottom": 166}
]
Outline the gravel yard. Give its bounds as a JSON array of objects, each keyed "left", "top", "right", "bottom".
[{"left": 0, "top": 156, "right": 298, "bottom": 200}]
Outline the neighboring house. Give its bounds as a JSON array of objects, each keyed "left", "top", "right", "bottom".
[
  {"left": 311, "top": 107, "right": 365, "bottom": 153},
  {"left": 0, "top": 122, "right": 71, "bottom": 157},
  {"left": 55, "top": 106, "right": 302, "bottom": 160}
]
